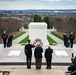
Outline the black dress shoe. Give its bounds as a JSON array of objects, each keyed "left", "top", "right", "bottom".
[
  {"left": 39, "top": 67, "right": 41, "bottom": 69},
  {"left": 46, "top": 67, "right": 51, "bottom": 69},
  {"left": 27, "top": 67, "right": 31, "bottom": 69},
  {"left": 36, "top": 67, "right": 39, "bottom": 69},
  {"left": 46, "top": 67, "right": 48, "bottom": 69},
  {"left": 48, "top": 67, "right": 51, "bottom": 69}
]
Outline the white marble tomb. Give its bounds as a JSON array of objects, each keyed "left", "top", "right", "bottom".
[{"left": 29, "top": 22, "right": 49, "bottom": 45}]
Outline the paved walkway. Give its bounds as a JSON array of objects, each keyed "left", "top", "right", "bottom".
[
  {"left": 47, "top": 33, "right": 63, "bottom": 44},
  {"left": 13, "top": 31, "right": 63, "bottom": 44},
  {"left": 0, "top": 66, "right": 68, "bottom": 75},
  {"left": 0, "top": 44, "right": 75, "bottom": 63},
  {"left": 13, "top": 32, "right": 29, "bottom": 44}
]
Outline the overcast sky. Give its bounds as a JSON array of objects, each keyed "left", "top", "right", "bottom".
[{"left": 0, "top": 0, "right": 76, "bottom": 10}]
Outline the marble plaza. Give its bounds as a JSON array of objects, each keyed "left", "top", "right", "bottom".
[{"left": 0, "top": 44, "right": 75, "bottom": 64}]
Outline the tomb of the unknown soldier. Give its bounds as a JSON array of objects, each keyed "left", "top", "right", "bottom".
[
  {"left": 0, "top": 0, "right": 76, "bottom": 73},
  {"left": 0, "top": 22, "right": 76, "bottom": 75},
  {"left": 0, "top": 23, "right": 76, "bottom": 66},
  {"left": 29, "top": 22, "right": 49, "bottom": 45}
]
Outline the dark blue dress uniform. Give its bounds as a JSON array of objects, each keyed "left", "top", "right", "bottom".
[
  {"left": 7, "top": 34, "right": 13, "bottom": 47},
  {"left": 63, "top": 33, "right": 69, "bottom": 47},
  {"left": 2, "top": 33, "right": 8, "bottom": 48},
  {"left": 45, "top": 47, "right": 53, "bottom": 69},
  {"left": 69, "top": 34, "right": 75, "bottom": 48},
  {"left": 24, "top": 44, "right": 35, "bottom": 69}
]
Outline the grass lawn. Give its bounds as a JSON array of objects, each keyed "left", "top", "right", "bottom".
[
  {"left": 47, "top": 35, "right": 57, "bottom": 44},
  {"left": 19, "top": 35, "right": 57, "bottom": 44},
  {"left": 51, "top": 32, "right": 63, "bottom": 40},
  {"left": 19, "top": 35, "right": 29, "bottom": 44},
  {"left": 13, "top": 32, "right": 25, "bottom": 40}
]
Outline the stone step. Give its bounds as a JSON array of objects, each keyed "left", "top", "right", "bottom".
[{"left": 0, "top": 62, "right": 72, "bottom": 66}]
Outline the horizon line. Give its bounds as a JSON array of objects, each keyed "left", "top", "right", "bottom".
[{"left": 0, "top": 9, "right": 76, "bottom": 11}]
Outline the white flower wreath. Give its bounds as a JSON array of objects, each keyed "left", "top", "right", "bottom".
[{"left": 33, "top": 38, "right": 43, "bottom": 46}]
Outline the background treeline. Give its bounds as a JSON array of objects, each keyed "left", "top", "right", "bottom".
[
  {"left": 33, "top": 14, "right": 76, "bottom": 33},
  {"left": 0, "top": 13, "right": 76, "bottom": 34},
  {"left": 34, "top": 15, "right": 53, "bottom": 29},
  {"left": 0, "top": 18, "right": 22, "bottom": 34},
  {"left": 51, "top": 16, "right": 76, "bottom": 33}
]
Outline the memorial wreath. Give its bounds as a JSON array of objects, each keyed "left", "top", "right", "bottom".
[{"left": 33, "top": 38, "right": 43, "bottom": 46}]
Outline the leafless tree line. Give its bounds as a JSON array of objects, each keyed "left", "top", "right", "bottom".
[
  {"left": 49, "top": 15, "right": 76, "bottom": 33},
  {"left": 0, "top": 14, "right": 76, "bottom": 35},
  {"left": 0, "top": 18, "right": 22, "bottom": 34}
]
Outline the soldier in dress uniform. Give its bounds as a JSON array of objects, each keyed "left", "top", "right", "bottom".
[
  {"left": 2, "top": 30, "right": 8, "bottom": 48},
  {"left": 7, "top": 33, "right": 13, "bottom": 47},
  {"left": 69, "top": 32, "right": 75, "bottom": 48}
]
